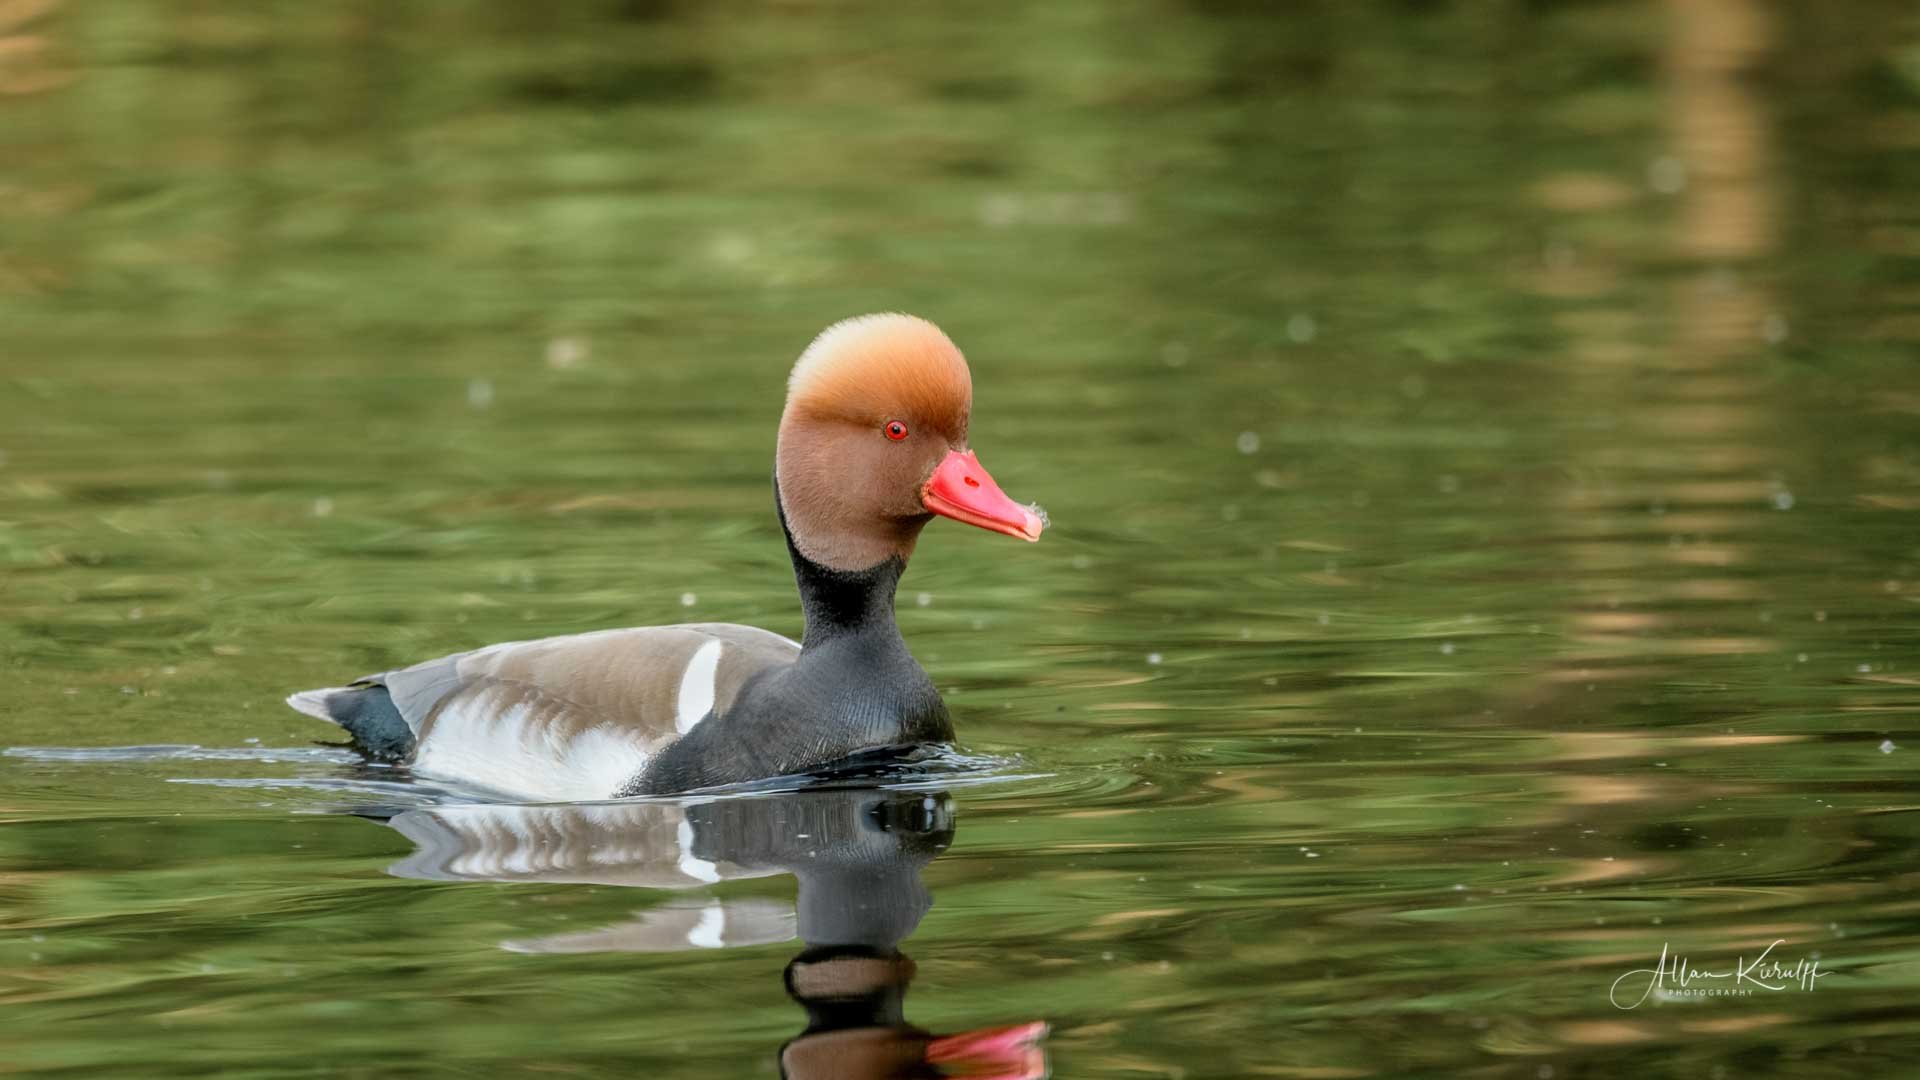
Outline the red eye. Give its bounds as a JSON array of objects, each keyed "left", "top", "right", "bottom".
[{"left": 885, "top": 420, "right": 909, "bottom": 441}]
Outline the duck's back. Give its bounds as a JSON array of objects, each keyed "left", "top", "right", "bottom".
[{"left": 289, "top": 623, "right": 800, "bottom": 801}]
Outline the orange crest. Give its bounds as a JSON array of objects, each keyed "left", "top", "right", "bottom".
[{"left": 784, "top": 314, "right": 973, "bottom": 442}]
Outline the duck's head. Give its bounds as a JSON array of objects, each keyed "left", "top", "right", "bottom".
[{"left": 776, "top": 314, "right": 1044, "bottom": 572}]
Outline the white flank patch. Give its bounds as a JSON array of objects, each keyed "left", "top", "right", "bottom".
[
  {"left": 675, "top": 639, "right": 723, "bottom": 734},
  {"left": 685, "top": 901, "right": 727, "bottom": 949},
  {"left": 675, "top": 817, "right": 721, "bottom": 883},
  {"left": 412, "top": 690, "right": 650, "bottom": 802}
]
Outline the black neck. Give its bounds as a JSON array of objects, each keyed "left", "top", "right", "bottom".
[
  {"left": 775, "top": 482, "right": 906, "bottom": 648},
  {"left": 620, "top": 487, "right": 948, "bottom": 794}
]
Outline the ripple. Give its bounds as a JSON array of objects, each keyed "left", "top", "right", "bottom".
[
  {"left": 5, "top": 743, "right": 366, "bottom": 765},
  {"left": 7, "top": 741, "right": 1051, "bottom": 809}
]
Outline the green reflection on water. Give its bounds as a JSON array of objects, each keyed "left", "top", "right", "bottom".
[{"left": 4, "top": 0, "right": 1920, "bottom": 1076}]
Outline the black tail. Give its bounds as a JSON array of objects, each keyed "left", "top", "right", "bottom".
[{"left": 286, "top": 683, "right": 416, "bottom": 762}]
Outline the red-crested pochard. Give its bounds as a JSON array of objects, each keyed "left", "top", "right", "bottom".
[{"left": 287, "top": 314, "right": 1044, "bottom": 800}]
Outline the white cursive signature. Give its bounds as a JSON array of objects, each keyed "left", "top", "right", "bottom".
[{"left": 1609, "top": 941, "right": 1830, "bottom": 1009}]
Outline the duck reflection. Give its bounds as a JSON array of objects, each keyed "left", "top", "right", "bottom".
[{"left": 379, "top": 789, "right": 1047, "bottom": 1079}]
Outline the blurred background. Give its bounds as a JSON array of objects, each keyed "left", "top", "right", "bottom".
[{"left": 3, "top": 0, "right": 1920, "bottom": 1076}]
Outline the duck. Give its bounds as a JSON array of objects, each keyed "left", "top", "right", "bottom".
[{"left": 287, "top": 314, "right": 1044, "bottom": 801}]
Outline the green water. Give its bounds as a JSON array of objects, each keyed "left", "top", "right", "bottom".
[{"left": 5, "top": 1, "right": 1920, "bottom": 1076}]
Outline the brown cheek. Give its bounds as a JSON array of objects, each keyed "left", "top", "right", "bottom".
[
  {"left": 913, "top": 448, "right": 946, "bottom": 509},
  {"left": 866, "top": 441, "right": 928, "bottom": 520},
  {"left": 820, "top": 428, "right": 918, "bottom": 522}
]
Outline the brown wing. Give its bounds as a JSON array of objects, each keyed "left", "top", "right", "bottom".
[{"left": 368, "top": 623, "right": 798, "bottom": 801}]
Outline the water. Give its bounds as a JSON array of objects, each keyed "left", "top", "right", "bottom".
[{"left": 4, "top": 1, "right": 1920, "bottom": 1075}]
